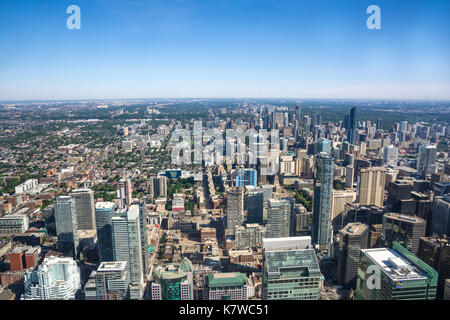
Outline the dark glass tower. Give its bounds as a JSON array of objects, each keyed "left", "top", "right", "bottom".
[
  {"left": 347, "top": 107, "right": 357, "bottom": 144},
  {"left": 312, "top": 153, "right": 334, "bottom": 250}
]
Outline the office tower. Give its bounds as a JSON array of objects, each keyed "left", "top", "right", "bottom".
[
  {"left": 138, "top": 203, "right": 149, "bottom": 274},
  {"left": 369, "top": 224, "right": 383, "bottom": 248},
  {"left": 383, "top": 145, "right": 398, "bottom": 166},
  {"left": 382, "top": 213, "right": 426, "bottom": 255},
  {"left": 358, "top": 167, "right": 386, "bottom": 208},
  {"left": 112, "top": 205, "right": 144, "bottom": 299},
  {"left": 148, "top": 176, "right": 167, "bottom": 198},
  {"left": 23, "top": 256, "right": 81, "bottom": 300},
  {"left": 235, "top": 168, "right": 257, "bottom": 187},
  {"left": 345, "top": 165, "right": 354, "bottom": 188},
  {"left": 387, "top": 180, "right": 413, "bottom": 212},
  {"left": 203, "top": 272, "right": 248, "bottom": 300},
  {"left": 418, "top": 237, "right": 450, "bottom": 299},
  {"left": 95, "top": 261, "right": 130, "bottom": 300},
  {"left": 54, "top": 196, "right": 79, "bottom": 257},
  {"left": 355, "top": 242, "right": 438, "bottom": 300},
  {"left": 417, "top": 145, "right": 437, "bottom": 177},
  {"left": 312, "top": 153, "right": 334, "bottom": 250},
  {"left": 69, "top": 189, "right": 96, "bottom": 231},
  {"left": 267, "top": 198, "right": 294, "bottom": 238},
  {"left": 376, "top": 119, "right": 383, "bottom": 130},
  {"left": 337, "top": 222, "right": 369, "bottom": 288},
  {"left": 296, "top": 105, "right": 301, "bottom": 125},
  {"left": 95, "top": 202, "right": 115, "bottom": 262},
  {"left": 151, "top": 257, "right": 194, "bottom": 300},
  {"left": 331, "top": 190, "right": 357, "bottom": 228},
  {"left": 226, "top": 187, "right": 244, "bottom": 230},
  {"left": 117, "top": 178, "right": 132, "bottom": 209},
  {"left": 400, "top": 121, "right": 408, "bottom": 132},
  {"left": 247, "top": 191, "right": 264, "bottom": 224},
  {"left": 431, "top": 195, "right": 450, "bottom": 237},
  {"left": 347, "top": 107, "right": 357, "bottom": 144},
  {"left": 262, "top": 236, "right": 320, "bottom": 300},
  {"left": 317, "top": 138, "right": 331, "bottom": 154}
]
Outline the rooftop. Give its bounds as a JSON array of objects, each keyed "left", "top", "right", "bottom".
[
  {"left": 98, "top": 261, "right": 127, "bottom": 272},
  {"left": 361, "top": 246, "right": 430, "bottom": 282},
  {"left": 207, "top": 272, "right": 247, "bottom": 287}
]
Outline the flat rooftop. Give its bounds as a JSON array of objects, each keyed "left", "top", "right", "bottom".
[
  {"left": 98, "top": 261, "right": 127, "bottom": 272},
  {"left": 263, "top": 236, "right": 312, "bottom": 251},
  {"left": 361, "top": 247, "right": 428, "bottom": 282}
]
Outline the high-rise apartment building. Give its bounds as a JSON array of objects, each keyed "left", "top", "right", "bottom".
[
  {"left": 54, "top": 196, "right": 79, "bottom": 257},
  {"left": 69, "top": 189, "right": 96, "bottom": 231},
  {"left": 267, "top": 198, "right": 294, "bottom": 238},
  {"left": 226, "top": 187, "right": 244, "bottom": 230},
  {"left": 358, "top": 167, "right": 386, "bottom": 208},
  {"left": 148, "top": 176, "right": 167, "bottom": 198},
  {"left": 117, "top": 178, "right": 132, "bottom": 209},
  {"left": 23, "top": 256, "right": 81, "bottom": 300},
  {"left": 312, "top": 153, "right": 334, "bottom": 250}
]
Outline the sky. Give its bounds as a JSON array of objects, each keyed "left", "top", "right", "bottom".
[{"left": 0, "top": 0, "right": 449, "bottom": 101}]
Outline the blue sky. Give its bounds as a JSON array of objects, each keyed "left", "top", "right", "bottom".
[{"left": 0, "top": 0, "right": 449, "bottom": 100}]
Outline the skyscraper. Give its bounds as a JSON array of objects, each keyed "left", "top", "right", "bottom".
[
  {"left": 382, "top": 213, "right": 426, "bottom": 255},
  {"left": 383, "top": 145, "right": 398, "bottom": 166},
  {"left": 317, "top": 138, "right": 331, "bottom": 154},
  {"left": 112, "top": 205, "right": 144, "bottom": 299},
  {"left": 246, "top": 191, "right": 264, "bottom": 224},
  {"left": 117, "top": 178, "right": 132, "bottom": 209},
  {"left": 69, "top": 189, "right": 96, "bottom": 231},
  {"left": 267, "top": 198, "right": 294, "bottom": 238},
  {"left": 418, "top": 237, "right": 450, "bottom": 300},
  {"left": 54, "top": 196, "right": 79, "bottom": 257},
  {"left": 347, "top": 107, "right": 357, "bottom": 145},
  {"left": 431, "top": 195, "right": 450, "bottom": 237},
  {"left": 417, "top": 145, "right": 437, "bottom": 177},
  {"left": 226, "top": 187, "right": 244, "bottom": 230},
  {"left": 312, "top": 153, "right": 334, "bottom": 250},
  {"left": 337, "top": 222, "right": 369, "bottom": 288},
  {"left": 296, "top": 105, "right": 301, "bottom": 125},
  {"left": 358, "top": 167, "right": 386, "bottom": 208},
  {"left": 95, "top": 202, "right": 115, "bottom": 262},
  {"left": 148, "top": 176, "right": 167, "bottom": 198},
  {"left": 235, "top": 168, "right": 257, "bottom": 187}
]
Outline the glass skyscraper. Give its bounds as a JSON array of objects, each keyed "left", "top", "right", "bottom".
[
  {"left": 95, "top": 202, "right": 115, "bottom": 262},
  {"left": 312, "top": 153, "right": 334, "bottom": 251}
]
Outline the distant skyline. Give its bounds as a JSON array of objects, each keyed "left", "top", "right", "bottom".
[{"left": 0, "top": 0, "right": 449, "bottom": 101}]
